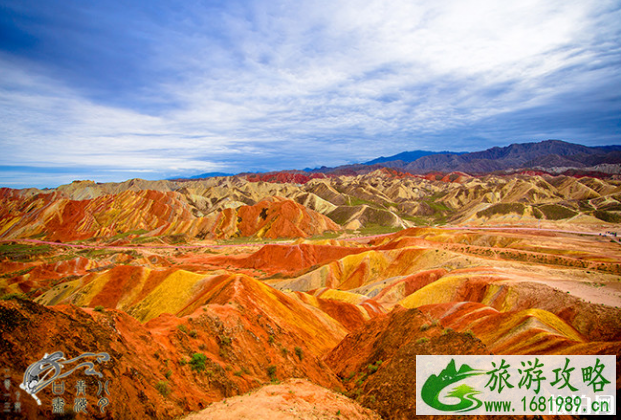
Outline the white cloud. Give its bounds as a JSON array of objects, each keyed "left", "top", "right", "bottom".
[
  {"left": 154, "top": 0, "right": 616, "bottom": 136},
  {"left": 0, "top": 0, "right": 619, "bottom": 187}
]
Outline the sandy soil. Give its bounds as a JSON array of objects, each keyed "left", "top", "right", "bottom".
[{"left": 182, "top": 378, "right": 380, "bottom": 420}]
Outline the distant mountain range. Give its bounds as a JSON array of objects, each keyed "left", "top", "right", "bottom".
[
  {"left": 384, "top": 140, "right": 621, "bottom": 174},
  {"left": 363, "top": 150, "right": 462, "bottom": 165},
  {"left": 323, "top": 140, "right": 621, "bottom": 176},
  {"left": 189, "top": 172, "right": 234, "bottom": 179},
  {"left": 185, "top": 140, "right": 621, "bottom": 179}
]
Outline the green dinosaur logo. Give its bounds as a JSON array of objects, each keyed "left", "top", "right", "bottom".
[{"left": 421, "top": 359, "right": 485, "bottom": 412}]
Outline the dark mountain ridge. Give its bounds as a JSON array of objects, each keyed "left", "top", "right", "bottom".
[
  {"left": 181, "top": 140, "right": 621, "bottom": 180},
  {"left": 363, "top": 150, "right": 461, "bottom": 165},
  {"left": 384, "top": 140, "right": 621, "bottom": 174}
]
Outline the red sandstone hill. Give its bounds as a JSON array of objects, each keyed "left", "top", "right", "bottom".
[
  {"left": 244, "top": 172, "right": 328, "bottom": 184},
  {"left": 0, "top": 189, "right": 196, "bottom": 242},
  {"left": 3, "top": 166, "right": 621, "bottom": 240},
  {"left": 206, "top": 243, "right": 368, "bottom": 277},
  {"left": 324, "top": 306, "right": 492, "bottom": 419},
  {"left": 1, "top": 165, "right": 621, "bottom": 419},
  {"left": 1, "top": 272, "right": 352, "bottom": 419},
  {"left": 0, "top": 191, "right": 340, "bottom": 242},
  {"left": 213, "top": 197, "right": 340, "bottom": 239},
  {"left": 324, "top": 305, "right": 621, "bottom": 420}
]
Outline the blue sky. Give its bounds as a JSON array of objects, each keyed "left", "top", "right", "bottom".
[{"left": 1, "top": 0, "right": 620, "bottom": 188}]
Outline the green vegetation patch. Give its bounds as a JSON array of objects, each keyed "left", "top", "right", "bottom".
[
  {"left": 419, "top": 194, "right": 453, "bottom": 225},
  {"left": 0, "top": 266, "right": 35, "bottom": 279},
  {"left": 598, "top": 202, "right": 621, "bottom": 212},
  {"left": 536, "top": 204, "right": 577, "bottom": 220},
  {"left": 367, "top": 360, "right": 383, "bottom": 374},
  {"left": 327, "top": 207, "right": 355, "bottom": 225},
  {"left": 402, "top": 215, "right": 431, "bottom": 226},
  {"left": 594, "top": 210, "right": 621, "bottom": 224},
  {"left": 347, "top": 197, "right": 381, "bottom": 208},
  {"left": 267, "top": 365, "right": 277, "bottom": 382},
  {"left": 426, "top": 201, "right": 451, "bottom": 213},
  {"left": 0, "top": 292, "right": 30, "bottom": 301},
  {"left": 0, "top": 243, "right": 52, "bottom": 262},
  {"left": 156, "top": 381, "right": 170, "bottom": 397},
  {"left": 131, "top": 236, "right": 162, "bottom": 244},
  {"left": 476, "top": 203, "right": 526, "bottom": 218},
  {"left": 189, "top": 353, "right": 207, "bottom": 372},
  {"left": 107, "top": 229, "right": 149, "bottom": 242},
  {"left": 358, "top": 224, "right": 402, "bottom": 236}
]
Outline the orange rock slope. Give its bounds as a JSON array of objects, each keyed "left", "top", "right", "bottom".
[
  {"left": 1, "top": 270, "right": 352, "bottom": 420},
  {"left": 213, "top": 197, "right": 340, "bottom": 239},
  {"left": 324, "top": 305, "right": 621, "bottom": 419},
  {"left": 183, "top": 378, "right": 381, "bottom": 420},
  {"left": 2, "top": 173, "right": 621, "bottom": 419},
  {"left": 204, "top": 243, "right": 368, "bottom": 277},
  {"left": 0, "top": 190, "right": 340, "bottom": 242}
]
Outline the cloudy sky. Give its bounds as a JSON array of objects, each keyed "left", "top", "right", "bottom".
[{"left": 1, "top": 0, "right": 620, "bottom": 188}]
